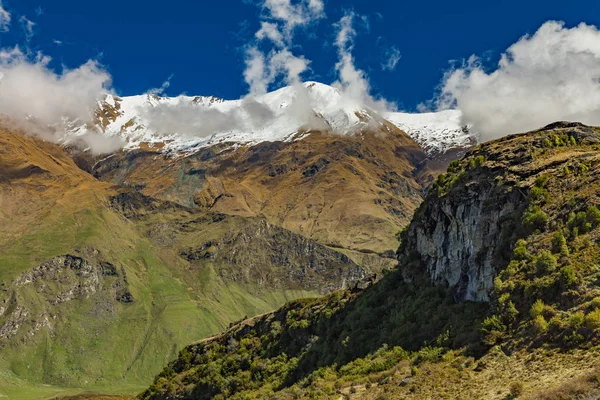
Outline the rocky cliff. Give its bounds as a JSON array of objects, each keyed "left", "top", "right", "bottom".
[{"left": 402, "top": 121, "right": 600, "bottom": 302}]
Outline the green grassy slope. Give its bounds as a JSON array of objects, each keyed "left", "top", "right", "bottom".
[{"left": 0, "top": 131, "right": 365, "bottom": 398}]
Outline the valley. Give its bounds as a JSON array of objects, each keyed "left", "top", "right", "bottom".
[{"left": 0, "top": 91, "right": 466, "bottom": 398}]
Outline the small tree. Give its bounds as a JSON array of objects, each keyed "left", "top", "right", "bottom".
[
  {"left": 530, "top": 299, "right": 545, "bottom": 319},
  {"left": 533, "top": 315, "right": 549, "bottom": 334},
  {"left": 535, "top": 251, "right": 557, "bottom": 273},
  {"left": 551, "top": 231, "right": 569, "bottom": 256}
]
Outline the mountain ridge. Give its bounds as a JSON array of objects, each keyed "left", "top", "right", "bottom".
[{"left": 68, "top": 82, "right": 475, "bottom": 156}]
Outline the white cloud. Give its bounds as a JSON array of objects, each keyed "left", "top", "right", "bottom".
[
  {"left": 0, "top": 1, "right": 10, "bottom": 32},
  {"left": 332, "top": 12, "right": 396, "bottom": 112},
  {"left": 0, "top": 47, "right": 118, "bottom": 153},
  {"left": 244, "top": 46, "right": 269, "bottom": 96},
  {"left": 382, "top": 46, "right": 401, "bottom": 71},
  {"left": 262, "top": 0, "right": 324, "bottom": 38},
  {"left": 427, "top": 21, "right": 600, "bottom": 140},
  {"left": 19, "top": 16, "right": 35, "bottom": 41},
  {"left": 139, "top": 2, "right": 399, "bottom": 144},
  {"left": 139, "top": 96, "right": 278, "bottom": 139},
  {"left": 244, "top": 0, "right": 324, "bottom": 96},
  {"left": 147, "top": 74, "right": 174, "bottom": 96},
  {"left": 256, "top": 21, "right": 285, "bottom": 47}
]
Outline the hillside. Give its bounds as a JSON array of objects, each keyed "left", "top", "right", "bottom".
[
  {"left": 140, "top": 122, "right": 600, "bottom": 400},
  {"left": 88, "top": 126, "right": 434, "bottom": 255},
  {"left": 0, "top": 128, "right": 381, "bottom": 399}
]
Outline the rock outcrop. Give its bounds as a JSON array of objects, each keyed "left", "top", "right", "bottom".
[
  {"left": 0, "top": 253, "right": 130, "bottom": 344},
  {"left": 402, "top": 122, "right": 600, "bottom": 302}
]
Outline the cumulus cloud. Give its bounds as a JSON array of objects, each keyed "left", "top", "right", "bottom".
[
  {"left": 332, "top": 12, "right": 396, "bottom": 112},
  {"left": 256, "top": 21, "right": 285, "bottom": 47},
  {"left": 243, "top": 0, "right": 325, "bottom": 95},
  {"left": 150, "top": 3, "right": 399, "bottom": 143},
  {"left": 0, "top": 1, "right": 10, "bottom": 32},
  {"left": 427, "top": 21, "right": 600, "bottom": 140},
  {"left": 262, "top": 0, "right": 324, "bottom": 39},
  {"left": 0, "top": 47, "right": 119, "bottom": 154}
]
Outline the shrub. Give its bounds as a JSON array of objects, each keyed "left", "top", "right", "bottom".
[
  {"left": 569, "top": 206, "right": 600, "bottom": 234},
  {"left": 590, "top": 297, "right": 600, "bottom": 310},
  {"left": 414, "top": 346, "right": 443, "bottom": 365},
  {"left": 510, "top": 381, "right": 525, "bottom": 397},
  {"left": 569, "top": 312, "right": 585, "bottom": 330},
  {"left": 585, "top": 309, "right": 600, "bottom": 329},
  {"left": 530, "top": 186, "right": 548, "bottom": 204},
  {"left": 470, "top": 155, "right": 485, "bottom": 169},
  {"left": 535, "top": 175, "right": 549, "bottom": 188},
  {"left": 535, "top": 251, "right": 557, "bottom": 273},
  {"left": 481, "top": 315, "right": 507, "bottom": 345},
  {"left": 551, "top": 231, "right": 569, "bottom": 256},
  {"left": 522, "top": 206, "right": 548, "bottom": 234},
  {"left": 513, "top": 240, "right": 529, "bottom": 260},
  {"left": 549, "top": 316, "right": 564, "bottom": 332},
  {"left": 587, "top": 206, "right": 600, "bottom": 228},
  {"left": 447, "top": 160, "right": 461, "bottom": 174},
  {"left": 560, "top": 265, "right": 578, "bottom": 287},
  {"left": 530, "top": 300, "right": 545, "bottom": 319},
  {"left": 533, "top": 315, "right": 549, "bottom": 334}
]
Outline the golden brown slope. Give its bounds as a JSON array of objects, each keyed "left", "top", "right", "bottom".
[
  {"left": 0, "top": 128, "right": 380, "bottom": 397},
  {"left": 91, "top": 125, "right": 435, "bottom": 253}
]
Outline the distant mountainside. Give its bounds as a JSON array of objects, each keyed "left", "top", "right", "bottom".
[
  {"left": 69, "top": 82, "right": 474, "bottom": 156},
  {"left": 0, "top": 82, "right": 479, "bottom": 398},
  {"left": 0, "top": 129, "right": 374, "bottom": 398},
  {"left": 0, "top": 83, "right": 465, "bottom": 397},
  {"left": 141, "top": 122, "right": 600, "bottom": 400}
]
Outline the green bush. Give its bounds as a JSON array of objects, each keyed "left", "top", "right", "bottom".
[
  {"left": 585, "top": 309, "right": 600, "bottom": 329},
  {"left": 414, "top": 346, "right": 444, "bottom": 365},
  {"left": 534, "top": 175, "right": 549, "bottom": 188},
  {"left": 522, "top": 206, "right": 548, "bottom": 234},
  {"left": 560, "top": 265, "right": 578, "bottom": 287},
  {"left": 530, "top": 186, "right": 548, "bottom": 204},
  {"left": 587, "top": 206, "right": 600, "bottom": 227},
  {"left": 568, "top": 312, "right": 585, "bottom": 330},
  {"left": 447, "top": 160, "right": 461, "bottom": 174},
  {"left": 481, "top": 315, "right": 507, "bottom": 345},
  {"left": 513, "top": 240, "right": 530, "bottom": 260},
  {"left": 568, "top": 206, "right": 600, "bottom": 234},
  {"left": 590, "top": 297, "right": 600, "bottom": 310},
  {"left": 551, "top": 231, "right": 569, "bottom": 256},
  {"left": 533, "top": 315, "right": 549, "bottom": 334},
  {"left": 469, "top": 155, "right": 485, "bottom": 169},
  {"left": 535, "top": 251, "right": 557, "bottom": 273},
  {"left": 530, "top": 300, "right": 545, "bottom": 319}
]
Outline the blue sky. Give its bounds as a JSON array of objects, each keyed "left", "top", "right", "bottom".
[{"left": 1, "top": 0, "right": 600, "bottom": 111}]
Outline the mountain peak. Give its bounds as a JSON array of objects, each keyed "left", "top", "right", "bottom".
[{"left": 80, "top": 82, "right": 475, "bottom": 155}]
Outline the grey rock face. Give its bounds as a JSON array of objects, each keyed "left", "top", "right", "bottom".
[
  {"left": 407, "top": 182, "right": 523, "bottom": 302},
  {"left": 0, "top": 254, "right": 129, "bottom": 344}
]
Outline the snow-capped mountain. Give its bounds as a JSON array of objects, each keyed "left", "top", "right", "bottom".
[{"left": 82, "top": 82, "right": 475, "bottom": 155}]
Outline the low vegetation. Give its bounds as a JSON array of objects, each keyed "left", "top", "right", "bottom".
[{"left": 141, "top": 123, "right": 600, "bottom": 400}]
